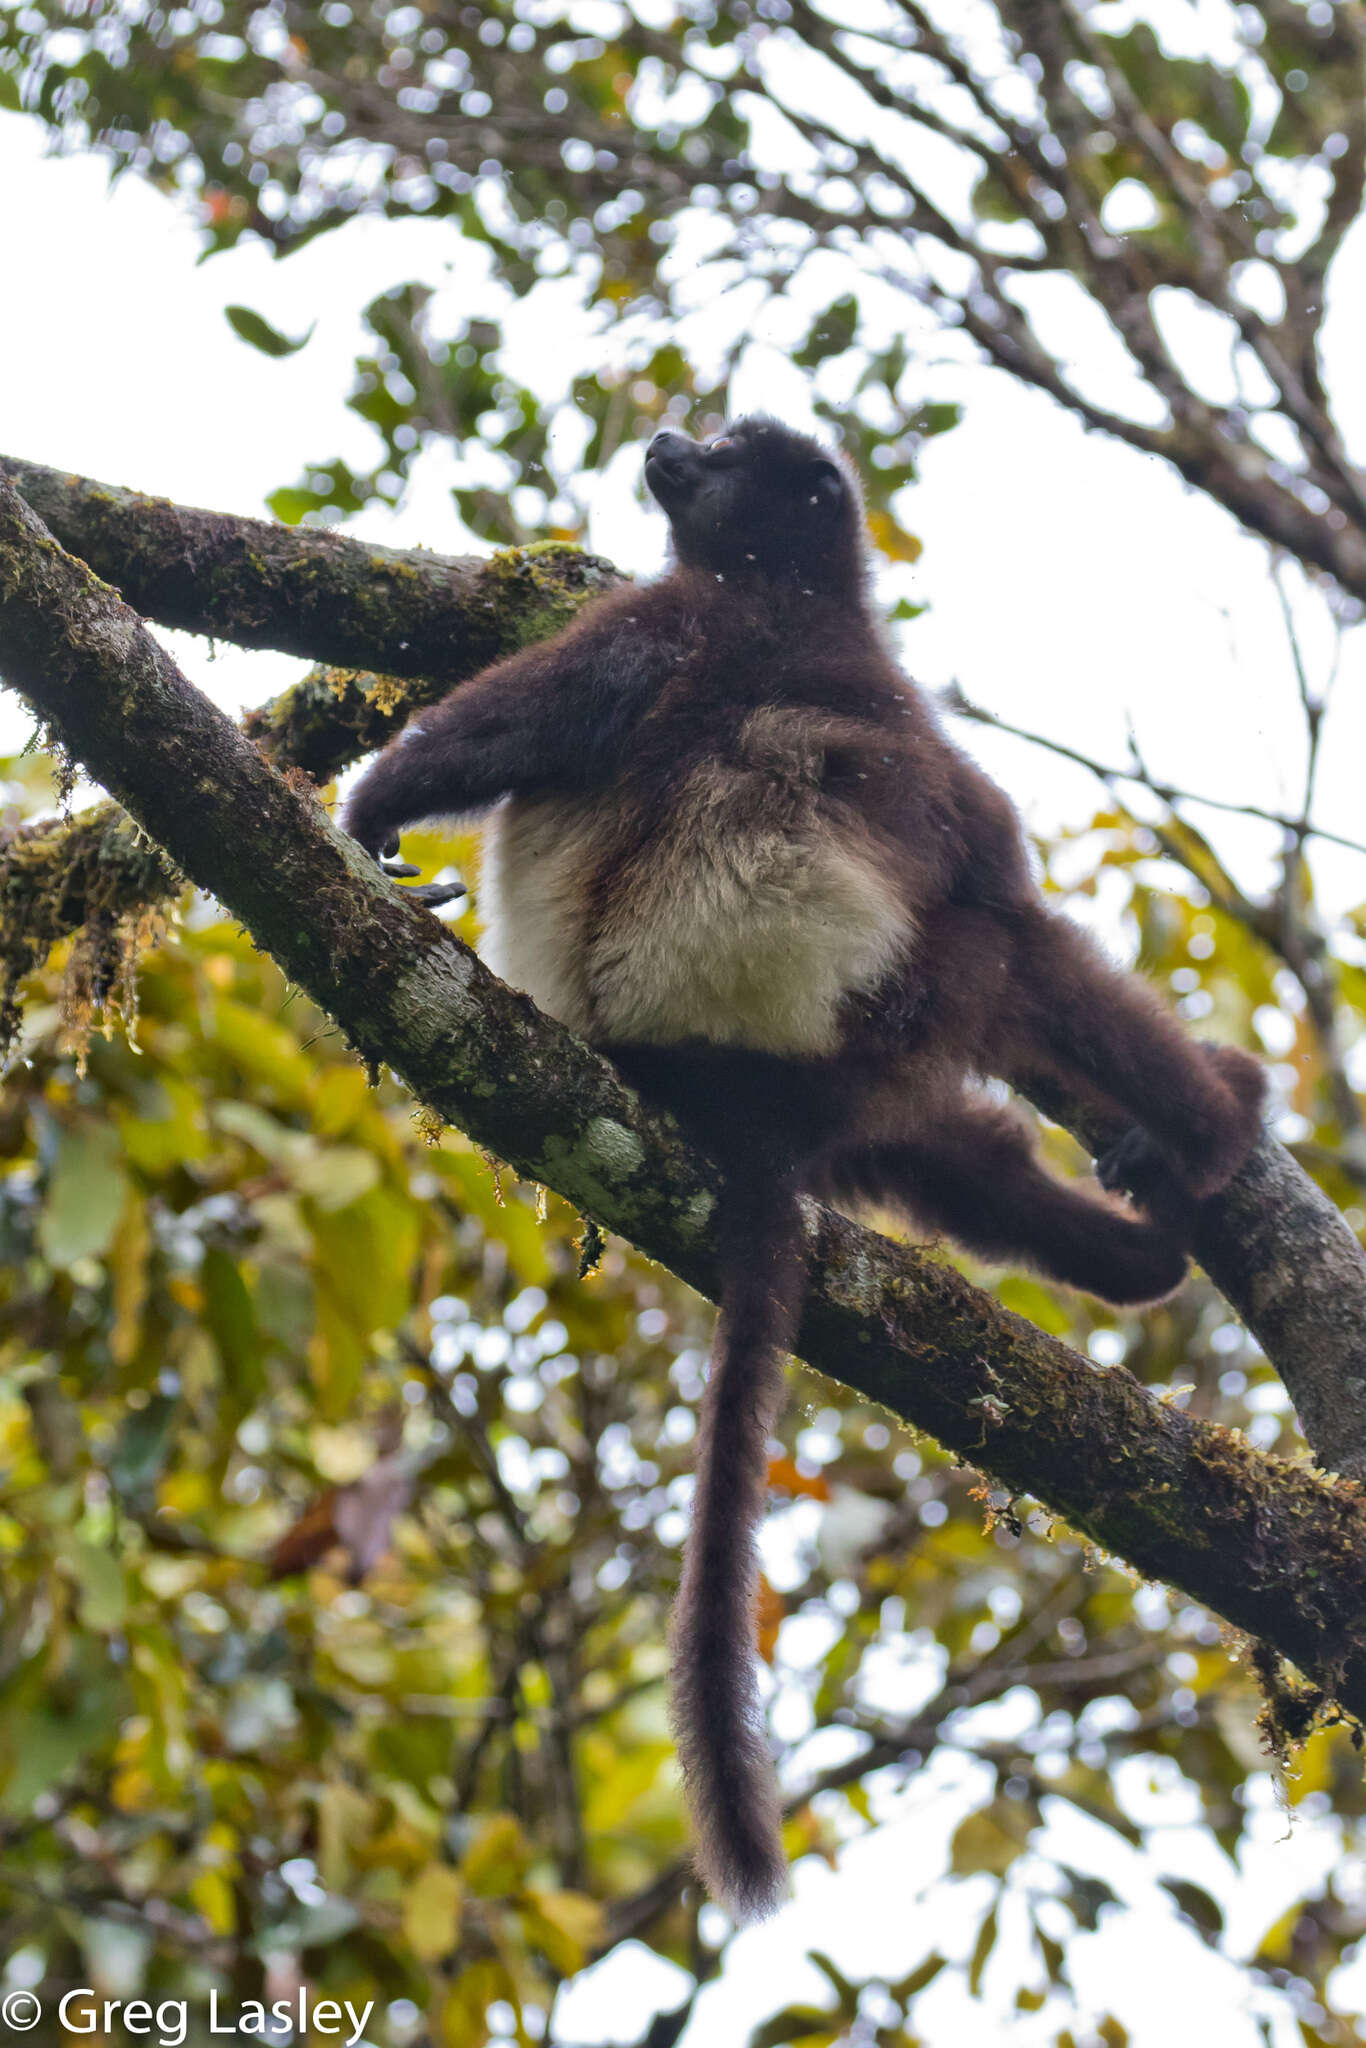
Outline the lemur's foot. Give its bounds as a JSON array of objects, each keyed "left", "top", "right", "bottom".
[
  {"left": 1099, "top": 1043, "right": 1264, "bottom": 1215},
  {"left": 1097, "top": 1128, "right": 1199, "bottom": 1232},
  {"left": 1177, "top": 1043, "right": 1266, "bottom": 1198}
]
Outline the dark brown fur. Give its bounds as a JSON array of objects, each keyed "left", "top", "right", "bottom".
[{"left": 344, "top": 417, "right": 1265, "bottom": 1919}]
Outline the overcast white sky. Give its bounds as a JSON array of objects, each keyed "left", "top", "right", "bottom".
[{"left": 2, "top": 89, "right": 1364, "bottom": 2048}]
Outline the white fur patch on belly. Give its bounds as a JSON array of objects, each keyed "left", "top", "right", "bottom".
[
  {"left": 479, "top": 716, "right": 914, "bottom": 1056},
  {"left": 588, "top": 820, "right": 908, "bottom": 1056},
  {"left": 478, "top": 795, "right": 601, "bottom": 1038}
]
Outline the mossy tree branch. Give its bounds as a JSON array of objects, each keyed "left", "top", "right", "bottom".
[
  {"left": 0, "top": 454, "right": 623, "bottom": 1006},
  {"left": 4, "top": 472, "right": 1366, "bottom": 1725},
  {"left": 0, "top": 456, "right": 623, "bottom": 773}
]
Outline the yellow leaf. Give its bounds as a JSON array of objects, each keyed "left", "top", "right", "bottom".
[
  {"left": 109, "top": 1196, "right": 150, "bottom": 1366},
  {"left": 521, "top": 1888, "right": 604, "bottom": 1974},
  {"left": 581, "top": 1741, "right": 673, "bottom": 1831},
  {"left": 189, "top": 1868, "right": 237, "bottom": 1935},
  {"left": 311, "top": 1065, "right": 374, "bottom": 1139},
  {"left": 208, "top": 996, "right": 312, "bottom": 1100},
  {"left": 291, "top": 1146, "right": 382, "bottom": 1211},
  {"left": 403, "top": 1863, "right": 464, "bottom": 1963},
  {"left": 116, "top": 1075, "right": 209, "bottom": 1173},
  {"left": 111, "top": 1765, "right": 157, "bottom": 1812},
  {"left": 316, "top": 1781, "right": 374, "bottom": 1894},
  {"left": 441, "top": 1959, "right": 509, "bottom": 2047},
  {"left": 463, "top": 1812, "right": 529, "bottom": 1897},
  {"left": 865, "top": 506, "right": 923, "bottom": 563},
  {"left": 1283, "top": 1726, "right": 1335, "bottom": 1803}
]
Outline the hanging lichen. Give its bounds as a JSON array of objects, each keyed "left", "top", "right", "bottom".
[
  {"left": 413, "top": 1104, "right": 447, "bottom": 1146},
  {"left": 0, "top": 801, "right": 179, "bottom": 1066},
  {"left": 55, "top": 901, "right": 166, "bottom": 1074}
]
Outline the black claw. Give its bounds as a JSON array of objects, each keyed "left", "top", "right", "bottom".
[
  {"left": 380, "top": 858, "right": 422, "bottom": 879},
  {"left": 381, "top": 833, "right": 400, "bottom": 860},
  {"left": 403, "top": 880, "right": 468, "bottom": 909}
]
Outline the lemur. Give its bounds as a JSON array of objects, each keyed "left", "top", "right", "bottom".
[{"left": 344, "top": 416, "right": 1265, "bottom": 1920}]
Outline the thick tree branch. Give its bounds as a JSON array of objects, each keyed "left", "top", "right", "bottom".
[
  {"left": 0, "top": 457, "right": 622, "bottom": 1008},
  {"left": 5, "top": 476, "right": 1366, "bottom": 1731},
  {"left": 0, "top": 455, "right": 623, "bottom": 777}
]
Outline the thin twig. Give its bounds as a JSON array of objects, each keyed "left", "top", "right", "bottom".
[{"left": 944, "top": 685, "right": 1366, "bottom": 860}]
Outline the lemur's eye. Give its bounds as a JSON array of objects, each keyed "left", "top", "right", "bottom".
[
  {"left": 707, "top": 435, "right": 743, "bottom": 464},
  {"left": 806, "top": 460, "right": 843, "bottom": 505}
]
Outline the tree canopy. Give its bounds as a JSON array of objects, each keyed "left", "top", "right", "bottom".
[
  {"left": 5, "top": 0, "right": 1365, "bottom": 587},
  {"left": 4, "top": 4, "right": 1366, "bottom": 2046}
]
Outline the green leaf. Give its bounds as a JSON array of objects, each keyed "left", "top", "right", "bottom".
[
  {"left": 108, "top": 1393, "right": 181, "bottom": 1501},
  {"left": 1059, "top": 1865, "right": 1119, "bottom": 1931},
  {"left": 950, "top": 1802, "right": 1026, "bottom": 1878},
  {"left": 748, "top": 2009, "right": 839, "bottom": 2048},
  {"left": 37, "top": 1121, "right": 129, "bottom": 1267},
  {"left": 794, "top": 294, "right": 859, "bottom": 369},
  {"left": 225, "top": 304, "right": 314, "bottom": 357},
  {"left": 1161, "top": 1878, "right": 1224, "bottom": 1944},
  {"left": 202, "top": 1247, "right": 264, "bottom": 1410},
  {"left": 808, "top": 1951, "right": 859, "bottom": 2011},
  {"left": 62, "top": 1538, "right": 128, "bottom": 1631},
  {"left": 887, "top": 1953, "right": 947, "bottom": 2003},
  {"left": 309, "top": 1182, "right": 420, "bottom": 1414}
]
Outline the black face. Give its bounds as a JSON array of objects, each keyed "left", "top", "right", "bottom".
[{"left": 644, "top": 415, "right": 863, "bottom": 588}]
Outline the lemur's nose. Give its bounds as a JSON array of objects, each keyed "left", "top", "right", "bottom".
[{"left": 646, "top": 430, "right": 693, "bottom": 467}]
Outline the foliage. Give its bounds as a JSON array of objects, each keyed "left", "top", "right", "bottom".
[
  {"left": 3, "top": 748, "right": 1366, "bottom": 2045},
  {"left": 4, "top": 1, "right": 1365, "bottom": 590},
  {"left": 5, "top": 2, "right": 1366, "bottom": 2037}
]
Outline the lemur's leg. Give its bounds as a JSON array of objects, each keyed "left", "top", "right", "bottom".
[
  {"left": 993, "top": 906, "right": 1264, "bottom": 1198},
  {"left": 823, "top": 1095, "right": 1188, "bottom": 1305},
  {"left": 603, "top": 1043, "right": 850, "bottom": 1180}
]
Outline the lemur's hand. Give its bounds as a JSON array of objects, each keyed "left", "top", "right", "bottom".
[
  {"left": 375, "top": 844, "right": 467, "bottom": 909},
  {"left": 344, "top": 810, "right": 467, "bottom": 910}
]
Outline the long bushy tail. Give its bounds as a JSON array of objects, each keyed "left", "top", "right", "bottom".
[{"left": 669, "top": 1182, "right": 808, "bottom": 1921}]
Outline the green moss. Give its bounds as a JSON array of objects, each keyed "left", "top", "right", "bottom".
[{"left": 0, "top": 803, "right": 179, "bottom": 1062}]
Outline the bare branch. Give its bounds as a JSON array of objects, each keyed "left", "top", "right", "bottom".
[{"left": 944, "top": 685, "right": 1366, "bottom": 860}]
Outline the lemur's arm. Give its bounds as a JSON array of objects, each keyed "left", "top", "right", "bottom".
[{"left": 343, "top": 591, "right": 667, "bottom": 858}]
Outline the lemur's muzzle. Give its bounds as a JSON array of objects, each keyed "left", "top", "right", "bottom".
[{"left": 644, "top": 430, "right": 703, "bottom": 503}]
